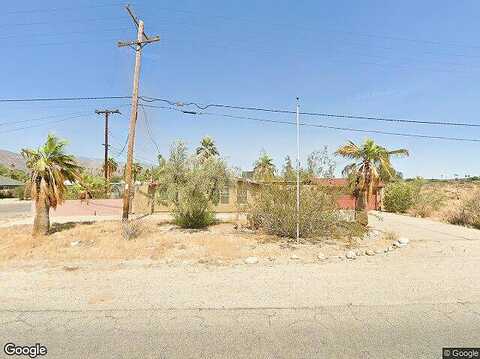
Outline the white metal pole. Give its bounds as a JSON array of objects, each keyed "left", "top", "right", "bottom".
[{"left": 296, "top": 97, "right": 300, "bottom": 242}]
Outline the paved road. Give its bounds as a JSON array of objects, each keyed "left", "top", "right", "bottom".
[
  {"left": 1, "top": 303, "right": 478, "bottom": 359},
  {"left": 1, "top": 212, "right": 479, "bottom": 358},
  {"left": 0, "top": 199, "right": 30, "bottom": 218}
]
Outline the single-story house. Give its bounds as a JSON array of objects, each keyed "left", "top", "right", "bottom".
[
  {"left": 0, "top": 175, "right": 23, "bottom": 190},
  {"left": 132, "top": 177, "right": 384, "bottom": 214}
]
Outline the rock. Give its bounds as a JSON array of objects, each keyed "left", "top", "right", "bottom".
[
  {"left": 374, "top": 249, "right": 383, "bottom": 255},
  {"left": 198, "top": 258, "right": 209, "bottom": 264},
  {"left": 290, "top": 254, "right": 301, "bottom": 260},
  {"left": 244, "top": 256, "right": 259, "bottom": 264},
  {"left": 365, "top": 249, "right": 376, "bottom": 256},
  {"left": 70, "top": 240, "right": 81, "bottom": 247},
  {"left": 63, "top": 265, "right": 79, "bottom": 272},
  {"left": 355, "top": 250, "right": 364, "bottom": 256},
  {"left": 267, "top": 256, "right": 276, "bottom": 262},
  {"left": 317, "top": 253, "right": 327, "bottom": 261},
  {"left": 398, "top": 237, "right": 409, "bottom": 245},
  {"left": 165, "top": 258, "right": 173, "bottom": 264},
  {"left": 345, "top": 250, "right": 356, "bottom": 259}
]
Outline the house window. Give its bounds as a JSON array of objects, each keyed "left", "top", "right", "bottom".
[
  {"left": 220, "top": 185, "right": 230, "bottom": 204},
  {"left": 237, "top": 183, "right": 248, "bottom": 205}
]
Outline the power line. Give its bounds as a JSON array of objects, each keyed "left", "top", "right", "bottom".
[
  {"left": 140, "top": 104, "right": 161, "bottom": 154},
  {"left": 0, "top": 114, "right": 89, "bottom": 134},
  {"left": 0, "top": 111, "right": 91, "bottom": 126},
  {"left": 0, "top": 96, "right": 131, "bottom": 103},
  {"left": 4, "top": 3, "right": 127, "bottom": 15},
  {"left": 140, "top": 96, "right": 480, "bottom": 128},
  {"left": 142, "top": 104, "right": 480, "bottom": 143}
]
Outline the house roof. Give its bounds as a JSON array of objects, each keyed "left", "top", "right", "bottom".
[{"left": 0, "top": 175, "right": 23, "bottom": 186}]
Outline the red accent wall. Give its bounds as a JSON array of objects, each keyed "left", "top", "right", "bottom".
[{"left": 336, "top": 193, "right": 380, "bottom": 210}]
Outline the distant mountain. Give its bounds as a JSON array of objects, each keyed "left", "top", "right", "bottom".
[{"left": 0, "top": 149, "right": 122, "bottom": 173}]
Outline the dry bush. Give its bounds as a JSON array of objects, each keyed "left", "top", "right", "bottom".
[
  {"left": 248, "top": 184, "right": 341, "bottom": 239},
  {"left": 121, "top": 220, "right": 144, "bottom": 241},
  {"left": 409, "top": 190, "right": 445, "bottom": 218},
  {"left": 445, "top": 191, "right": 480, "bottom": 229}
]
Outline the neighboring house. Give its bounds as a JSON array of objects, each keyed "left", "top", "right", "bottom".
[
  {"left": 132, "top": 177, "right": 384, "bottom": 214},
  {"left": 0, "top": 175, "right": 23, "bottom": 190},
  {"left": 0, "top": 176, "right": 24, "bottom": 198}
]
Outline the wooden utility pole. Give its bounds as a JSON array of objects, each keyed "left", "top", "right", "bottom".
[
  {"left": 118, "top": 5, "right": 160, "bottom": 220},
  {"left": 95, "top": 109, "right": 120, "bottom": 194}
]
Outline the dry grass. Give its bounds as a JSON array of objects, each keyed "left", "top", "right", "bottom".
[
  {"left": 419, "top": 181, "right": 480, "bottom": 220},
  {"left": 0, "top": 220, "right": 397, "bottom": 265}
]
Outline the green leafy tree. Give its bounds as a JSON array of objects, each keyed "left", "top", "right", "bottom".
[
  {"left": 335, "top": 139, "right": 408, "bottom": 225},
  {"left": 253, "top": 152, "right": 276, "bottom": 181},
  {"left": 282, "top": 156, "right": 296, "bottom": 181},
  {"left": 103, "top": 157, "right": 118, "bottom": 181},
  {"left": 156, "top": 141, "right": 230, "bottom": 228},
  {"left": 196, "top": 136, "right": 219, "bottom": 160},
  {"left": 22, "top": 134, "right": 83, "bottom": 236}
]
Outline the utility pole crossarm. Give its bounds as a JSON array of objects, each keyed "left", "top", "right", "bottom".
[{"left": 117, "top": 36, "right": 160, "bottom": 48}]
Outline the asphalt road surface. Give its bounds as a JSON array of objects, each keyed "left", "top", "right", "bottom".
[{"left": 1, "top": 212, "right": 479, "bottom": 358}]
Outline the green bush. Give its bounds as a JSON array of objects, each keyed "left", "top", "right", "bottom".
[
  {"left": 155, "top": 141, "right": 230, "bottom": 229},
  {"left": 384, "top": 181, "right": 420, "bottom": 213},
  {"left": 446, "top": 191, "right": 480, "bottom": 229},
  {"left": 248, "top": 184, "right": 340, "bottom": 239}
]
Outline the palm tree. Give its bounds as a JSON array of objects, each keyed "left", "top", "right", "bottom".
[
  {"left": 254, "top": 152, "right": 276, "bottom": 181},
  {"left": 22, "top": 134, "right": 83, "bottom": 236},
  {"left": 336, "top": 139, "right": 408, "bottom": 225},
  {"left": 103, "top": 157, "right": 118, "bottom": 181},
  {"left": 196, "top": 136, "right": 219, "bottom": 159},
  {"left": 132, "top": 162, "right": 143, "bottom": 182}
]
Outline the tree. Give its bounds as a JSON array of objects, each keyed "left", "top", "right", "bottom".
[
  {"left": 132, "top": 162, "right": 143, "bottom": 182},
  {"left": 22, "top": 134, "right": 83, "bottom": 236},
  {"left": 335, "top": 139, "right": 408, "bottom": 225},
  {"left": 103, "top": 157, "right": 118, "bottom": 181},
  {"left": 254, "top": 152, "right": 276, "bottom": 181},
  {"left": 306, "top": 147, "right": 336, "bottom": 179},
  {"left": 282, "top": 156, "right": 295, "bottom": 181},
  {"left": 156, "top": 141, "right": 230, "bottom": 228},
  {"left": 196, "top": 136, "right": 219, "bottom": 160}
]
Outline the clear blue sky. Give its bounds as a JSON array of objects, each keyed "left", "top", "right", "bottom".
[{"left": 2, "top": 0, "right": 480, "bottom": 178}]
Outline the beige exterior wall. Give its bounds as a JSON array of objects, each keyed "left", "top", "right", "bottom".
[{"left": 132, "top": 180, "right": 256, "bottom": 214}]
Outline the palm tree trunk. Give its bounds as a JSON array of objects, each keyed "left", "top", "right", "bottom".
[
  {"left": 33, "top": 189, "right": 50, "bottom": 236},
  {"left": 355, "top": 190, "right": 368, "bottom": 226}
]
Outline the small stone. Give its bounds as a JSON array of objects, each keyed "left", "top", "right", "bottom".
[
  {"left": 244, "top": 256, "right": 259, "bottom": 264},
  {"left": 317, "top": 253, "right": 327, "bottom": 261},
  {"left": 70, "top": 240, "right": 81, "bottom": 247},
  {"left": 345, "top": 250, "right": 356, "bottom": 259},
  {"left": 290, "top": 254, "right": 301, "bottom": 260},
  {"left": 267, "top": 256, "right": 276, "bottom": 262},
  {"left": 398, "top": 237, "right": 409, "bottom": 245},
  {"left": 165, "top": 258, "right": 173, "bottom": 264},
  {"left": 198, "top": 258, "right": 209, "bottom": 264},
  {"left": 374, "top": 249, "right": 383, "bottom": 255},
  {"left": 355, "top": 250, "right": 364, "bottom": 256},
  {"left": 365, "top": 249, "right": 376, "bottom": 256}
]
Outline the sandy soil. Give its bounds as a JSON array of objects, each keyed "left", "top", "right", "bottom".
[{"left": 0, "top": 219, "right": 395, "bottom": 267}]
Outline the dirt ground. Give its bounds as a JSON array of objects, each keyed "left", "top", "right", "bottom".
[{"left": 0, "top": 219, "right": 396, "bottom": 267}]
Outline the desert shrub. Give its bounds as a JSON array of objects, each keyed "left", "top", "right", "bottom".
[
  {"left": 121, "top": 220, "right": 143, "bottom": 240},
  {"left": 155, "top": 141, "right": 230, "bottom": 229},
  {"left": 445, "top": 191, "right": 480, "bottom": 229},
  {"left": 384, "top": 181, "right": 419, "bottom": 213},
  {"left": 409, "top": 190, "right": 445, "bottom": 218},
  {"left": 14, "top": 186, "right": 26, "bottom": 200},
  {"left": 248, "top": 184, "right": 340, "bottom": 239}
]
